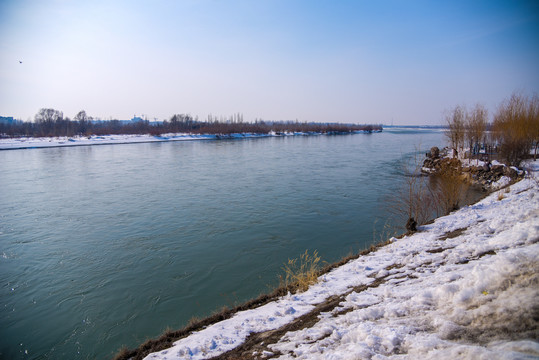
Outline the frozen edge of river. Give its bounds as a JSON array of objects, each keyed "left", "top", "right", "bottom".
[
  {"left": 0, "top": 130, "right": 381, "bottom": 150},
  {"left": 140, "top": 161, "right": 539, "bottom": 360}
]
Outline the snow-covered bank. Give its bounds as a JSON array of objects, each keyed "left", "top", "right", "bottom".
[
  {"left": 143, "top": 162, "right": 539, "bottom": 360},
  {"left": 0, "top": 130, "right": 380, "bottom": 150}
]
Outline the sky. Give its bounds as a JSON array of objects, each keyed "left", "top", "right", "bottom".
[{"left": 0, "top": 0, "right": 538, "bottom": 125}]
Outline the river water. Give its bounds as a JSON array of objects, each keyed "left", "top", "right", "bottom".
[{"left": 1, "top": 128, "right": 445, "bottom": 359}]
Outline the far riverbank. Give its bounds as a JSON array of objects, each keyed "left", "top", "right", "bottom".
[{"left": 0, "top": 129, "right": 381, "bottom": 150}]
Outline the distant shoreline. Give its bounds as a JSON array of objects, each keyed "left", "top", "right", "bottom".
[{"left": 0, "top": 130, "right": 382, "bottom": 151}]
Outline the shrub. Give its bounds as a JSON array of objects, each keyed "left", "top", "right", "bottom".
[
  {"left": 493, "top": 92, "right": 539, "bottom": 166},
  {"left": 280, "top": 250, "right": 321, "bottom": 292},
  {"left": 445, "top": 105, "right": 466, "bottom": 157},
  {"left": 466, "top": 104, "right": 488, "bottom": 161},
  {"left": 389, "top": 147, "right": 437, "bottom": 232},
  {"left": 432, "top": 158, "right": 469, "bottom": 215}
]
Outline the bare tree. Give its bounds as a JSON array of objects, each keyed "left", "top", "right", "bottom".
[
  {"left": 445, "top": 105, "right": 466, "bottom": 158},
  {"left": 74, "top": 110, "right": 91, "bottom": 135},
  {"left": 389, "top": 147, "right": 437, "bottom": 233},
  {"left": 35, "top": 108, "right": 63, "bottom": 136},
  {"left": 466, "top": 103, "right": 488, "bottom": 163},
  {"left": 493, "top": 93, "right": 533, "bottom": 166},
  {"left": 527, "top": 94, "right": 539, "bottom": 160}
]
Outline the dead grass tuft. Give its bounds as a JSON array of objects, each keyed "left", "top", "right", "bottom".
[{"left": 280, "top": 250, "right": 322, "bottom": 293}]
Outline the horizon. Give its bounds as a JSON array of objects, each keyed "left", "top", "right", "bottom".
[
  {"left": 1, "top": 0, "right": 538, "bottom": 125},
  {"left": 1, "top": 113, "right": 449, "bottom": 128}
]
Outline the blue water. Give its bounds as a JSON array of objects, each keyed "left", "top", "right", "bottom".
[{"left": 0, "top": 128, "right": 444, "bottom": 359}]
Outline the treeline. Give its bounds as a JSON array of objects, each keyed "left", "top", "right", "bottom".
[
  {"left": 445, "top": 92, "right": 539, "bottom": 166},
  {"left": 0, "top": 109, "right": 382, "bottom": 138}
]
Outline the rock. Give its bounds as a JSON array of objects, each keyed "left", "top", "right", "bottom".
[
  {"left": 503, "top": 166, "right": 518, "bottom": 179},
  {"left": 491, "top": 165, "right": 504, "bottom": 176},
  {"left": 406, "top": 217, "right": 417, "bottom": 232}
]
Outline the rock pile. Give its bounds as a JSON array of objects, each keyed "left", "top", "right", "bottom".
[
  {"left": 462, "top": 164, "right": 522, "bottom": 188},
  {"left": 422, "top": 146, "right": 524, "bottom": 190},
  {"left": 422, "top": 147, "right": 457, "bottom": 174}
]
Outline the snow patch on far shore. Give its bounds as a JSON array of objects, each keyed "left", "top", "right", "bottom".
[{"left": 0, "top": 130, "right": 381, "bottom": 150}]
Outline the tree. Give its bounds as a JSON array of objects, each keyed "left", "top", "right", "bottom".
[
  {"left": 169, "top": 114, "right": 195, "bottom": 132},
  {"left": 493, "top": 93, "right": 534, "bottom": 166},
  {"left": 527, "top": 94, "right": 539, "bottom": 160},
  {"left": 74, "top": 110, "right": 91, "bottom": 135},
  {"left": 35, "top": 108, "right": 63, "bottom": 136},
  {"left": 445, "top": 105, "right": 466, "bottom": 158},
  {"left": 466, "top": 103, "right": 488, "bottom": 162}
]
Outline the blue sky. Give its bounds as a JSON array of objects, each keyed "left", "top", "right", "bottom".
[{"left": 0, "top": 0, "right": 538, "bottom": 125}]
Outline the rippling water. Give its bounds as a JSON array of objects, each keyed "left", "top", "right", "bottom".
[{"left": 0, "top": 129, "right": 445, "bottom": 359}]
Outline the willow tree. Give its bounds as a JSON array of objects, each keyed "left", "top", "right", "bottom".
[
  {"left": 445, "top": 105, "right": 466, "bottom": 158},
  {"left": 528, "top": 95, "right": 539, "bottom": 160},
  {"left": 466, "top": 104, "right": 488, "bottom": 161},
  {"left": 493, "top": 93, "right": 536, "bottom": 166}
]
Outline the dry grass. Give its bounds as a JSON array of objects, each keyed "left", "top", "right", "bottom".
[
  {"left": 497, "top": 186, "right": 510, "bottom": 201},
  {"left": 431, "top": 158, "right": 470, "bottom": 215},
  {"left": 280, "top": 250, "right": 322, "bottom": 292},
  {"left": 373, "top": 220, "right": 400, "bottom": 243},
  {"left": 387, "top": 146, "right": 439, "bottom": 232}
]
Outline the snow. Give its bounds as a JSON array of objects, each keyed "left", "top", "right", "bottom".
[
  {"left": 142, "top": 161, "right": 539, "bottom": 360},
  {"left": 460, "top": 158, "right": 488, "bottom": 168},
  {"left": 0, "top": 133, "right": 263, "bottom": 150},
  {"left": 490, "top": 175, "right": 512, "bottom": 190},
  {"left": 0, "top": 130, "right": 379, "bottom": 150}
]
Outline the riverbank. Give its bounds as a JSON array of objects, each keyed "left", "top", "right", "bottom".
[
  {"left": 117, "top": 162, "right": 539, "bottom": 359},
  {"left": 421, "top": 146, "right": 526, "bottom": 192},
  {"left": 0, "top": 129, "right": 381, "bottom": 150}
]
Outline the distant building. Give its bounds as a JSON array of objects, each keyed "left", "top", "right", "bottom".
[{"left": 0, "top": 116, "right": 15, "bottom": 124}]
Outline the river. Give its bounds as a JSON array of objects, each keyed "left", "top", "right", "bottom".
[{"left": 0, "top": 128, "right": 446, "bottom": 359}]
